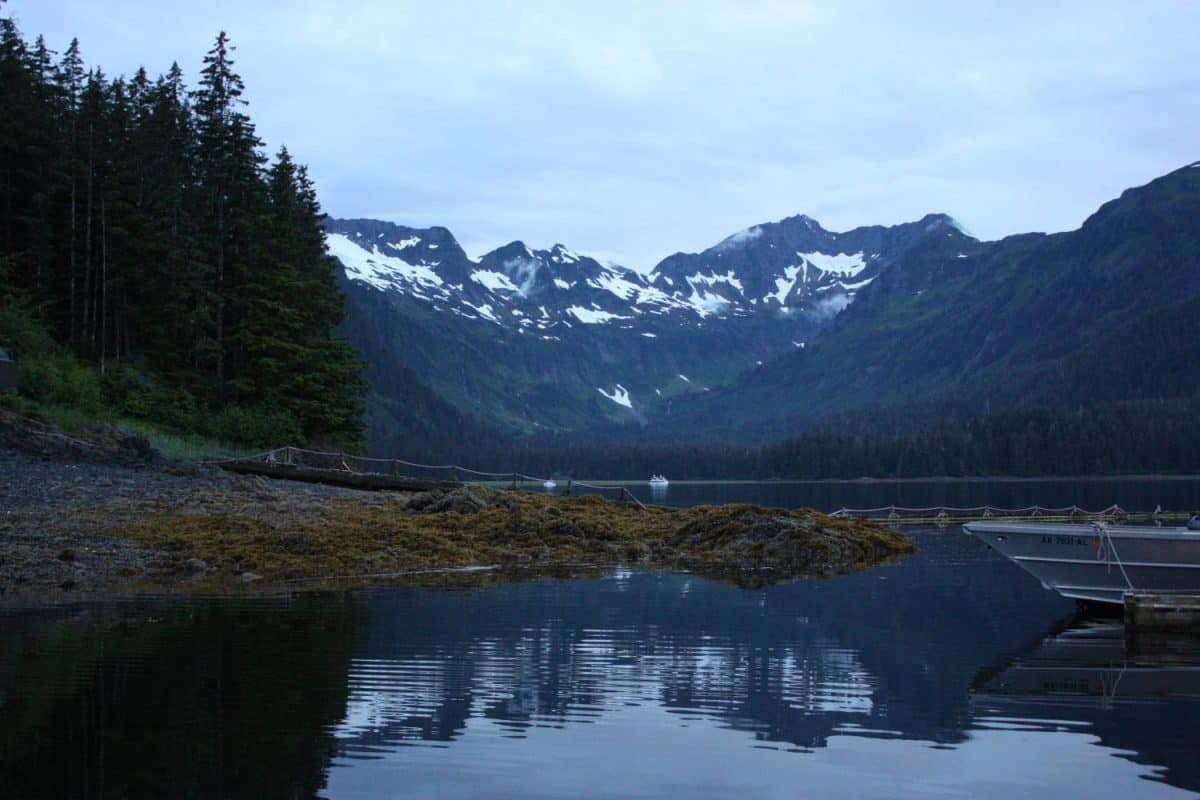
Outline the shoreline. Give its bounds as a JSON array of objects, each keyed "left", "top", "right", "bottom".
[
  {"left": 521, "top": 474, "right": 1200, "bottom": 487},
  {"left": 0, "top": 442, "right": 915, "bottom": 604}
]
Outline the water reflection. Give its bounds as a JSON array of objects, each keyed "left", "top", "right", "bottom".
[
  {"left": 3, "top": 531, "right": 1199, "bottom": 799},
  {"left": 972, "top": 618, "right": 1200, "bottom": 792},
  {"left": 0, "top": 595, "right": 363, "bottom": 800},
  {"left": 631, "top": 476, "right": 1200, "bottom": 514}
]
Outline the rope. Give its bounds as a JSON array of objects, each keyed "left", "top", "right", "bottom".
[
  {"left": 210, "top": 446, "right": 1164, "bottom": 522},
  {"left": 454, "top": 466, "right": 517, "bottom": 478},
  {"left": 828, "top": 503, "right": 1158, "bottom": 519},
  {"left": 1094, "top": 521, "right": 1134, "bottom": 592},
  {"left": 210, "top": 444, "right": 653, "bottom": 509}
]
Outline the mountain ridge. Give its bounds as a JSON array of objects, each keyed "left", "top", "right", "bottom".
[
  {"left": 329, "top": 161, "right": 1199, "bottom": 453},
  {"left": 653, "top": 161, "right": 1200, "bottom": 439},
  {"left": 325, "top": 207, "right": 968, "bottom": 438}
]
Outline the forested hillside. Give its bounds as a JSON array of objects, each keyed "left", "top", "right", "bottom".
[
  {"left": 661, "top": 163, "right": 1200, "bottom": 440},
  {"left": 0, "top": 16, "right": 363, "bottom": 446},
  {"left": 501, "top": 398, "right": 1200, "bottom": 480}
]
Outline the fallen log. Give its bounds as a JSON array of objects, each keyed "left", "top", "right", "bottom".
[{"left": 218, "top": 460, "right": 460, "bottom": 492}]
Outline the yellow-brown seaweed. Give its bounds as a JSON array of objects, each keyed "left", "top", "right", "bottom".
[{"left": 109, "top": 486, "right": 915, "bottom": 590}]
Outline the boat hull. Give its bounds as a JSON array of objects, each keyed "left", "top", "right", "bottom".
[{"left": 964, "top": 521, "right": 1200, "bottom": 604}]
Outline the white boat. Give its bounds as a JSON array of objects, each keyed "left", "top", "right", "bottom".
[
  {"left": 648, "top": 474, "right": 669, "bottom": 487},
  {"left": 964, "top": 519, "right": 1200, "bottom": 605},
  {"left": 543, "top": 479, "right": 557, "bottom": 490}
]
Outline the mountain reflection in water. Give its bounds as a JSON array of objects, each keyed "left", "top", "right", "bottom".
[{"left": 2, "top": 531, "right": 1199, "bottom": 799}]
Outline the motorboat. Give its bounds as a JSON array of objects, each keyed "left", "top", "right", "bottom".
[
  {"left": 964, "top": 520, "right": 1200, "bottom": 605},
  {"left": 649, "top": 475, "right": 669, "bottom": 487},
  {"left": 543, "top": 479, "right": 557, "bottom": 490}
]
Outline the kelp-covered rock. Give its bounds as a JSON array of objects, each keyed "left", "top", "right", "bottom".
[
  {"left": 405, "top": 486, "right": 507, "bottom": 515},
  {"left": 0, "top": 430, "right": 916, "bottom": 599},
  {"left": 108, "top": 489, "right": 915, "bottom": 591},
  {"left": 670, "top": 504, "right": 914, "bottom": 578}
]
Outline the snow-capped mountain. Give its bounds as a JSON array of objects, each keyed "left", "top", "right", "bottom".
[
  {"left": 653, "top": 162, "right": 1200, "bottom": 441},
  {"left": 327, "top": 212, "right": 961, "bottom": 335},
  {"left": 648, "top": 213, "right": 963, "bottom": 319},
  {"left": 327, "top": 212, "right": 966, "bottom": 434}
]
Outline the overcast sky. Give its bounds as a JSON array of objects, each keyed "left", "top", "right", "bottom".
[{"left": 8, "top": 1, "right": 1198, "bottom": 269}]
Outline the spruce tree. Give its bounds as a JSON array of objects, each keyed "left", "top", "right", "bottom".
[
  {"left": 237, "top": 147, "right": 363, "bottom": 445},
  {"left": 0, "top": 14, "right": 366, "bottom": 449},
  {"left": 191, "top": 31, "right": 264, "bottom": 400}
]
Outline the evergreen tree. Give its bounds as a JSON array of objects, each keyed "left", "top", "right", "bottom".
[
  {"left": 0, "top": 15, "right": 366, "bottom": 449},
  {"left": 238, "top": 147, "right": 364, "bottom": 444},
  {"left": 191, "top": 31, "right": 264, "bottom": 400}
]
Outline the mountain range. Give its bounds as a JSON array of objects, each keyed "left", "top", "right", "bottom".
[{"left": 329, "top": 162, "right": 1200, "bottom": 454}]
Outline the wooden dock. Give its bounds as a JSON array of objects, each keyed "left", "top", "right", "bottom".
[
  {"left": 218, "top": 460, "right": 461, "bottom": 492},
  {"left": 1125, "top": 592, "right": 1200, "bottom": 633}
]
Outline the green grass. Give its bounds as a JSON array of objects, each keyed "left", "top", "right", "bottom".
[
  {"left": 7, "top": 400, "right": 104, "bottom": 435},
  {"left": 114, "top": 418, "right": 258, "bottom": 463},
  {"left": 1, "top": 396, "right": 256, "bottom": 463}
]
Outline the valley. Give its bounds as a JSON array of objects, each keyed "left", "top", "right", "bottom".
[{"left": 332, "top": 163, "right": 1200, "bottom": 456}]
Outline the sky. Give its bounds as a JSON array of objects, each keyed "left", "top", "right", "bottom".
[{"left": 7, "top": 1, "right": 1199, "bottom": 270}]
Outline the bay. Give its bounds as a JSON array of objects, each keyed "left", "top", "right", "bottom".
[
  {"left": 623, "top": 475, "right": 1200, "bottom": 514},
  {"left": 2, "top": 479, "right": 1199, "bottom": 799}
]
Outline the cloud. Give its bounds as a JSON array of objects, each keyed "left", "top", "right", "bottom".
[
  {"left": 805, "top": 294, "right": 853, "bottom": 321},
  {"left": 10, "top": 0, "right": 1199, "bottom": 268}
]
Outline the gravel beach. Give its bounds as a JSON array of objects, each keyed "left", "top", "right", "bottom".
[
  {"left": 0, "top": 412, "right": 915, "bottom": 603},
  {"left": 0, "top": 412, "right": 400, "bottom": 600}
]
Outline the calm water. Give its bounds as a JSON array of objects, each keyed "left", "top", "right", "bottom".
[
  {"left": 626, "top": 475, "right": 1200, "bottom": 513},
  {"left": 3, "top": 480, "right": 1200, "bottom": 799}
]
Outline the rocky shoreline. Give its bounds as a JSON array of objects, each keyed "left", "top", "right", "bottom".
[{"left": 0, "top": 413, "right": 915, "bottom": 602}]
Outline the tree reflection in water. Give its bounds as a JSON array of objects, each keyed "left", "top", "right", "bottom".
[{"left": 3, "top": 532, "right": 1199, "bottom": 799}]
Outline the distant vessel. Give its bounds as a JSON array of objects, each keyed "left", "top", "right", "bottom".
[
  {"left": 964, "top": 520, "right": 1200, "bottom": 604},
  {"left": 649, "top": 475, "right": 669, "bottom": 487},
  {"left": 543, "top": 479, "right": 557, "bottom": 490}
]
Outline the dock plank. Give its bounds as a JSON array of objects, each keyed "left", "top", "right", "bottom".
[{"left": 1125, "top": 592, "right": 1200, "bottom": 633}]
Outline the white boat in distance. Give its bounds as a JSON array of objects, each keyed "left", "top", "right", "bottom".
[
  {"left": 543, "top": 479, "right": 557, "bottom": 490},
  {"left": 964, "top": 520, "right": 1200, "bottom": 605},
  {"left": 649, "top": 475, "right": 669, "bottom": 487}
]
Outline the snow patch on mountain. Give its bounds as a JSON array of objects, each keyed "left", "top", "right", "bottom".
[
  {"left": 588, "top": 272, "right": 639, "bottom": 302},
  {"left": 769, "top": 265, "right": 803, "bottom": 305},
  {"left": 592, "top": 271, "right": 678, "bottom": 309},
  {"left": 688, "top": 270, "right": 744, "bottom": 292},
  {"left": 550, "top": 244, "right": 581, "bottom": 263},
  {"left": 597, "top": 384, "right": 632, "bottom": 408},
  {"left": 569, "top": 306, "right": 630, "bottom": 324},
  {"left": 327, "top": 233, "right": 444, "bottom": 294},
  {"left": 471, "top": 270, "right": 519, "bottom": 293},
  {"left": 688, "top": 290, "right": 728, "bottom": 317},
  {"left": 840, "top": 277, "right": 874, "bottom": 291},
  {"left": 798, "top": 251, "right": 867, "bottom": 279},
  {"left": 461, "top": 301, "right": 500, "bottom": 323}
]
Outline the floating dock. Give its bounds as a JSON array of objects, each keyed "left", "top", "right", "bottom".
[{"left": 1124, "top": 592, "right": 1200, "bottom": 634}]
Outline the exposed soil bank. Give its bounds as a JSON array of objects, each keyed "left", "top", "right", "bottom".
[{"left": 0, "top": 414, "right": 915, "bottom": 601}]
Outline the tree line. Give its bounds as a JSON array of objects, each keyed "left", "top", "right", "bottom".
[
  {"left": 475, "top": 398, "right": 1199, "bottom": 480},
  {"left": 0, "top": 17, "right": 363, "bottom": 446}
]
